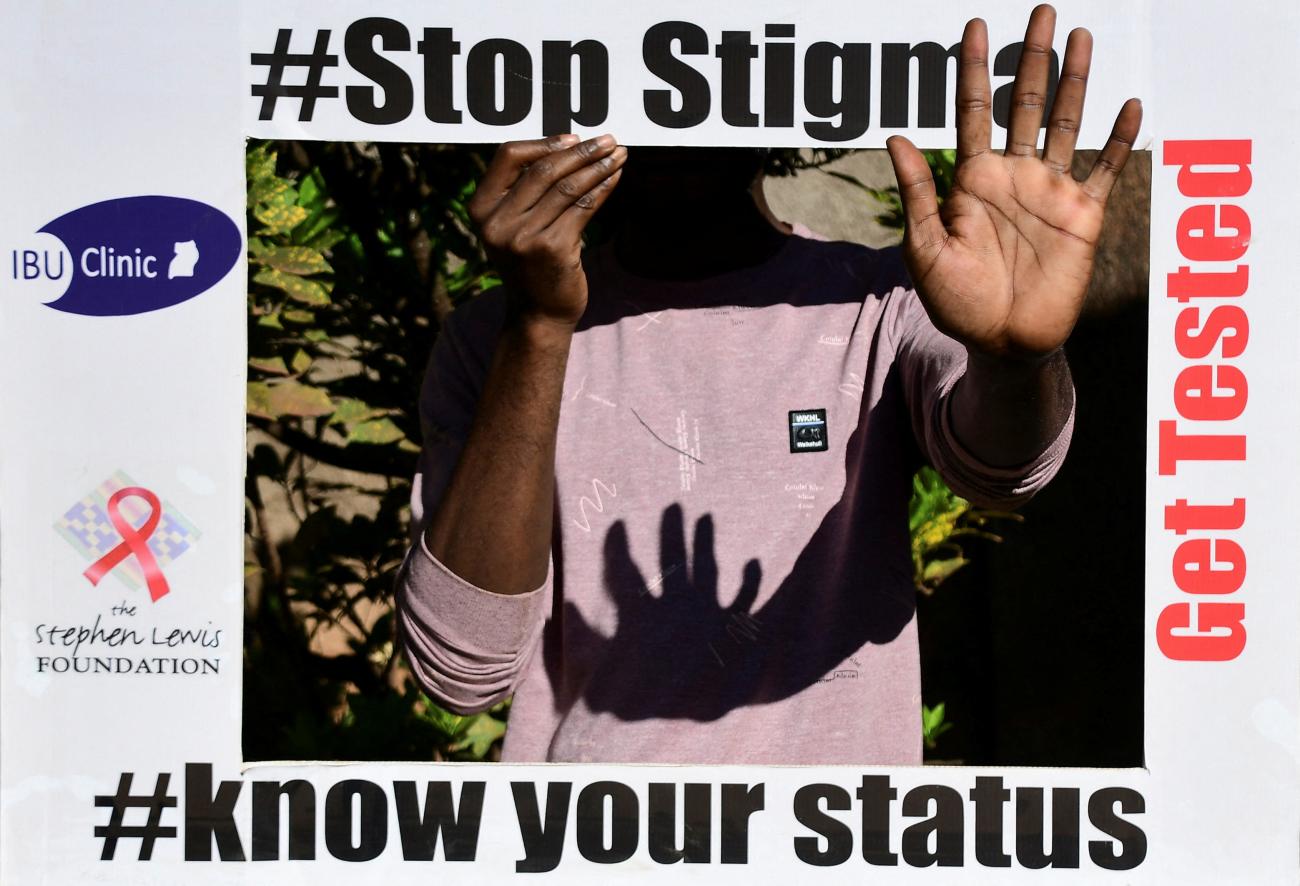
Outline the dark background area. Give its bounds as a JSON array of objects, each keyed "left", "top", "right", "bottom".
[
  {"left": 917, "top": 300, "right": 1147, "bottom": 766},
  {"left": 914, "top": 150, "right": 1149, "bottom": 767}
]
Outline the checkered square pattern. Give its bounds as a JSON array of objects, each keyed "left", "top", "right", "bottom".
[{"left": 53, "top": 470, "right": 200, "bottom": 591}]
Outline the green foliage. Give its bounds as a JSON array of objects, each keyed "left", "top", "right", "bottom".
[
  {"left": 922, "top": 702, "right": 955, "bottom": 751},
  {"left": 908, "top": 467, "right": 1021, "bottom": 596},
  {"left": 243, "top": 140, "right": 507, "bottom": 762}
]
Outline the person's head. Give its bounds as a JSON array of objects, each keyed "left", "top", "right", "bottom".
[{"left": 602, "top": 146, "right": 769, "bottom": 226}]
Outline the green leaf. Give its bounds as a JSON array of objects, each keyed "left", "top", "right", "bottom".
[
  {"left": 249, "top": 177, "right": 293, "bottom": 208},
  {"left": 282, "top": 309, "right": 315, "bottom": 324},
  {"left": 290, "top": 348, "right": 313, "bottom": 374},
  {"left": 297, "top": 168, "right": 324, "bottom": 208},
  {"left": 248, "top": 355, "right": 289, "bottom": 376},
  {"left": 449, "top": 713, "right": 506, "bottom": 759},
  {"left": 304, "top": 227, "right": 346, "bottom": 252},
  {"left": 247, "top": 380, "right": 334, "bottom": 419},
  {"left": 252, "top": 268, "right": 331, "bottom": 306},
  {"left": 254, "top": 202, "right": 310, "bottom": 235},
  {"left": 331, "top": 397, "right": 386, "bottom": 426},
  {"left": 294, "top": 208, "right": 341, "bottom": 246},
  {"left": 246, "top": 381, "right": 275, "bottom": 419},
  {"left": 421, "top": 704, "right": 464, "bottom": 741},
  {"left": 303, "top": 329, "right": 329, "bottom": 342},
  {"left": 346, "top": 417, "right": 405, "bottom": 446},
  {"left": 256, "top": 312, "right": 283, "bottom": 329},
  {"left": 258, "top": 246, "right": 332, "bottom": 276},
  {"left": 922, "top": 703, "right": 954, "bottom": 750},
  {"left": 271, "top": 381, "right": 334, "bottom": 418},
  {"left": 245, "top": 147, "right": 277, "bottom": 184},
  {"left": 921, "top": 556, "right": 969, "bottom": 586}
]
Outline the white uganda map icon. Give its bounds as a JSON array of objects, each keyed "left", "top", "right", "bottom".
[{"left": 167, "top": 240, "right": 198, "bottom": 279}]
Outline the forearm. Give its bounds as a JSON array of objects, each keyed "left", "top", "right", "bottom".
[
  {"left": 424, "top": 310, "right": 574, "bottom": 595},
  {"left": 947, "top": 347, "right": 1075, "bottom": 469}
]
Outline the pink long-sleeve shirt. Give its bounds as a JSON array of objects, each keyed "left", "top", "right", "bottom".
[{"left": 396, "top": 233, "right": 1072, "bottom": 764}]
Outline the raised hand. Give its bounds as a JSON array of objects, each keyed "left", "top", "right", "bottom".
[
  {"left": 468, "top": 134, "right": 626, "bottom": 327},
  {"left": 885, "top": 5, "right": 1142, "bottom": 361},
  {"left": 425, "top": 135, "right": 624, "bottom": 598}
]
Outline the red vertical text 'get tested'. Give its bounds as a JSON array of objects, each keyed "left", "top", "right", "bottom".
[{"left": 1157, "top": 139, "right": 1252, "bottom": 662}]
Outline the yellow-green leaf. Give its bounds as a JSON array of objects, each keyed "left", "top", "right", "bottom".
[
  {"left": 248, "top": 355, "right": 289, "bottom": 376},
  {"left": 922, "top": 556, "right": 968, "bottom": 585},
  {"left": 246, "top": 148, "right": 277, "bottom": 184},
  {"left": 272, "top": 382, "right": 333, "bottom": 417},
  {"left": 282, "top": 309, "right": 315, "bottom": 324},
  {"left": 246, "top": 381, "right": 275, "bottom": 419},
  {"left": 290, "top": 348, "right": 313, "bottom": 374},
  {"left": 254, "top": 202, "right": 309, "bottom": 235},
  {"left": 331, "top": 397, "right": 385, "bottom": 426},
  {"left": 259, "top": 246, "right": 332, "bottom": 276},
  {"left": 346, "top": 417, "right": 405, "bottom": 445},
  {"left": 249, "top": 177, "right": 293, "bottom": 208},
  {"left": 449, "top": 713, "right": 506, "bottom": 759},
  {"left": 252, "top": 268, "right": 331, "bottom": 306},
  {"left": 248, "top": 380, "right": 334, "bottom": 419}
]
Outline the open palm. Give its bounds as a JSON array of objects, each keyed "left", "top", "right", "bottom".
[{"left": 886, "top": 5, "right": 1142, "bottom": 360}]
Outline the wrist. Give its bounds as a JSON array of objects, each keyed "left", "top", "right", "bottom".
[
  {"left": 963, "top": 344, "right": 1066, "bottom": 383},
  {"left": 506, "top": 308, "right": 578, "bottom": 355}
]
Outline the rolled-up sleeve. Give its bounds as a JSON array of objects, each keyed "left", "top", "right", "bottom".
[
  {"left": 396, "top": 538, "right": 548, "bottom": 714},
  {"left": 395, "top": 292, "right": 551, "bottom": 713},
  {"left": 889, "top": 283, "right": 1074, "bottom": 510}
]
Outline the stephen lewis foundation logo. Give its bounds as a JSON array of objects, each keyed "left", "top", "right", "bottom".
[{"left": 54, "top": 471, "right": 200, "bottom": 602}]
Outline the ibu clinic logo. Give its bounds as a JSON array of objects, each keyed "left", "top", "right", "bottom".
[{"left": 12, "top": 196, "right": 241, "bottom": 316}]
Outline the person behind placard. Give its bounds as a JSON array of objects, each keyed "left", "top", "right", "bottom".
[{"left": 395, "top": 5, "right": 1142, "bottom": 764}]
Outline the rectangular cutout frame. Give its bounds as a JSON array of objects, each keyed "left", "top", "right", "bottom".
[{"left": 1, "top": 0, "right": 1297, "bottom": 881}]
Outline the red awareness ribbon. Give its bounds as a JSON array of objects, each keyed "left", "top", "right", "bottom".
[{"left": 83, "top": 486, "right": 171, "bottom": 602}]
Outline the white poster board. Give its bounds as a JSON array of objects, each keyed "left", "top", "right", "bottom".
[{"left": 1, "top": 0, "right": 1297, "bottom": 882}]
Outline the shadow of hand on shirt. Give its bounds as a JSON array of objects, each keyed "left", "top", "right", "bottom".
[{"left": 559, "top": 498, "right": 916, "bottom": 722}]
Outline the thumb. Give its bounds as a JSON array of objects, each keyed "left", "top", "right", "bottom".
[{"left": 886, "top": 136, "right": 947, "bottom": 263}]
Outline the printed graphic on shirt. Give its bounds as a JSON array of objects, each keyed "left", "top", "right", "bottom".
[
  {"left": 630, "top": 407, "right": 705, "bottom": 489},
  {"left": 785, "top": 480, "right": 825, "bottom": 518},
  {"left": 621, "top": 298, "right": 668, "bottom": 333},
  {"left": 567, "top": 374, "right": 618, "bottom": 409},
  {"left": 571, "top": 478, "right": 618, "bottom": 534},
  {"left": 839, "top": 371, "right": 865, "bottom": 400},
  {"left": 789, "top": 409, "right": 828, "bottom": 453},
  {"left": 674, "top": 410, "right": 703, "bottom": 492}
]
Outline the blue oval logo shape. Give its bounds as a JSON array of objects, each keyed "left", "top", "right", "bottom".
[{"left": 38, "top": 196, "right": 242, "bottom": 316}]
